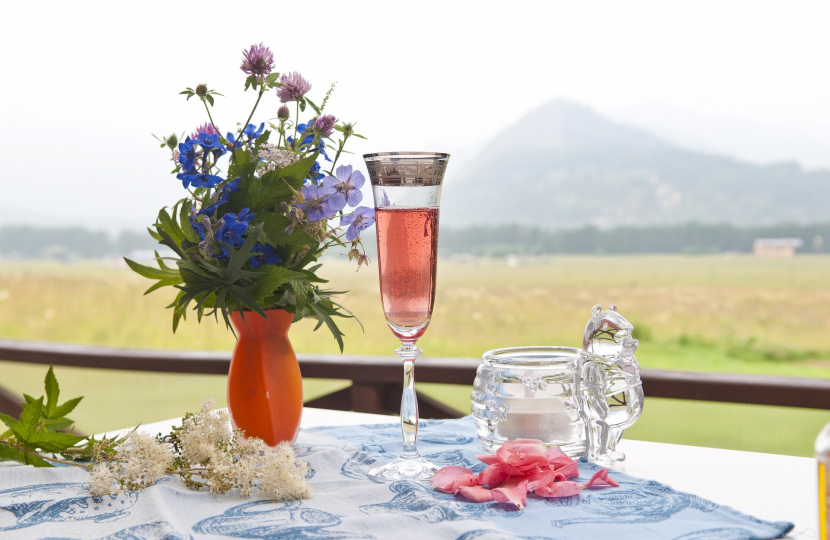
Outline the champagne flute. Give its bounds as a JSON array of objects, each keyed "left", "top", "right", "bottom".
[{"left": 363, "top": 151, "right": 450, "bottom": 482}]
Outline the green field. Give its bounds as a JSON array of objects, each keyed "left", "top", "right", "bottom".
[{"left": 1, "top": 255, "right": 828, "bottom": 457}]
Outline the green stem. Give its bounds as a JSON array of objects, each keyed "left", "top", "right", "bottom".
[
  {"left": 327, "top": 135, "right": 350, "bottom": 175},
  {"left": 233, "top": 86, "right": 267, "bottom": 156},
  {"left": 293, "top": 102, "right": 299, "bottom": 148},
  {"left": 0, "top": 440, "right": 89, "bottom": 468},
  {"left": 202, "top": 100, "right": 220, "bottom": 136}
]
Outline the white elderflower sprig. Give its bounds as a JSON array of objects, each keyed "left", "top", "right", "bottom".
[
  {"left": 85, "top": 399, "right": 312, "bottom": 502},
  {"left": 259, "top": 143, "right": 299, "bottom": 172}
]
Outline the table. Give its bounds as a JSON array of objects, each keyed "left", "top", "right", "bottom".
[{"left": 109, "top": 408, "right": 818, "bottom": 539}]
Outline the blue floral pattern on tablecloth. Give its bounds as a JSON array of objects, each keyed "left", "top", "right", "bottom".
[{"left": 0, "top": 417, "right": 793, "bottom": 539}]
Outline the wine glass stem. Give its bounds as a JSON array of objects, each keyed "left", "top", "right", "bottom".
[{"left": 397, "top": 342, "right": 422, "bottom": 458}]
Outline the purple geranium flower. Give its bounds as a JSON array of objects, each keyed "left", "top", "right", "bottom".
[
  {"left": 277, "top": 72, "right": 311, "bottom": 103},
  {"left": 240, "top": 43, "right": 274, "bottom": 79},
  {"left": 313, "top": 115, "right": 337, "bottom": 138},
  {"left": 322, "top": 165, "right": 365, "bottom": 211},
  {"left": 298, "top": 183, "right": 335, "bottom": 222},
  {"left": 249, "top": 243, "right": 282, "bottom": 269},
  {"left": 340, "top": 206, "right": 375, "bottom": 241}
]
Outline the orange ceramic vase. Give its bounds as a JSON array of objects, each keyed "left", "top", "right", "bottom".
[{"left": 228, "top": 309, "right": 303, "bottom": 446}]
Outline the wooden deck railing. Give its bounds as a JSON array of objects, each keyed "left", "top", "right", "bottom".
[{"left": 1, "top": 338, "right": 830, "bottom": 419}]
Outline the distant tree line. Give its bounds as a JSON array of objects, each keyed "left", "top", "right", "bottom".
[
  {"left": 437, "top": 222, "right": 830, "bottom": 256},
  {"left": 0, "top": 226, "right": 156, "bottom": 259},
  {"left": 1, "top": 222, "right": 828, "bottom": 259}
]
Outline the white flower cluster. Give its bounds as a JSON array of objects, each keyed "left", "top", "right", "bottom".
[
  {"left": 258, "top": 144, "right": 299, "bottom": 172},
  {"left": 88, "top": 431, "right": 174, "bottom": 496},
  {"left": 87, "top": 399, "right": 312, "bottom": 501}
]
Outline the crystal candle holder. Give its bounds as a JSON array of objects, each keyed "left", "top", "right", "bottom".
[{"left": 470, "top": 305, "right": 645, "bottom": 465}]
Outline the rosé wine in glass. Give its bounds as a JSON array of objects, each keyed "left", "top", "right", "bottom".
[
  {"left": 376, "top": 207, "right": 439, "bottom": 341},
  {"left": 363, "top": 151, "right": 449, "bottom": 482}
]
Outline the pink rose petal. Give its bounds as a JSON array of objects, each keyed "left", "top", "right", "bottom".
[
  {"left": 526, "top": 469, "right": 556, "bottom": 492},
  {"left": 553, "top": 460, "right": 580, "bottom": 479},
  {"left": 546, "top": 446, "right": 568, "bottom": 460},
  {"left": 457, "top": 485, "right": 495, "bottom": 502},
  {"left": 536, "top": 480, "right": 584, "bottom": 498},
  {"left": 474, "top": 453, "right": 501, "bottom": 466},
  {"left": 479, "top": 463, "right": 510, "bottom": 488},
  {"left": 583, "top": 468, "right": 618, "bottom": 488},
  {"left": 499, "top": 439, "right": 549, "bottom": 456},
  {"left": 492, "top": 479, "right": 529, "bottom": 509},
  {"left": 452, "top": 473, "right": 480, "bottom": 494},
  {"left": 431, "top": 466, "right": 473, "bottom": 493}
]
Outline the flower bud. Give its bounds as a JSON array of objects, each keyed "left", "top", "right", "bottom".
[
  {"left": 195, "top": 84, "right": 208, "bottom": 98},
  {"left": 277, "top": 105, "right": 290, "bottom": 121}
]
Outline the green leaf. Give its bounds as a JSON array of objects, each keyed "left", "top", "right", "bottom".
[
  {"left": 248, "top": 266, "right": 304, "bottom": 305},
  {"left": 0, "top": 443, "right": 21, "bottom": 462},
  {"left": 44, "top": 366, "right": 59, "bottom": 417},
  {"left": 299, "top": 99, "right": 306, "bottom": 112},
  {"left": 44, "top": 417, "right": 74, "bottom": 431},
  {"left": 206, "top": 94, "right": 214, "bottom": 106},
  {"left": 255, "top": 211, "right": 316, "bottom": 248},
  {"left": 53, "top": 397, "right": 82, "bottom": 418},
  {"left": 16, "top": 398, "right": 43, "bottom": 441},
  {"left": 305, "top": 97, "right": 321, "bottom": 114},
  {"left": 0, "top": 412, "right": 18, "bottom": 432},
  {"left": 27, "top": 431, "right": 86, "bottom": 453},
  {"left": 352, "top": 133, "right": 367, "bottom": 139},
  {"left": 124, "top": 258, "right": 180, "bottom": 280},
  {"left": 23, "top": 451, "right": 50, "bottom": 467},
  {"left": 244, "top": 154, "right": 318, "bottom": 210}
]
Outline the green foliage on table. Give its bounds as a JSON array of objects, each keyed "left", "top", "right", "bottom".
[{"left": 0, "top": 366, "right": 88, "bottom": 466}]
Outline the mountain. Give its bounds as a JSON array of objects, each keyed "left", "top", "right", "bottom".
[{"left": 440, "top": 100, "right": 830, "bottom": 229}]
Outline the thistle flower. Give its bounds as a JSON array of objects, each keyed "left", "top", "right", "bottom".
[
  {"left": 313, "top": 115, "right": 337, "bottom": 138},
  {"left": 240, "top": 43, "right": 274, "bottom": 79},
  {"left": 277, "top": 72, "right": 311, "bottom": 103},
  {"left": 277, "top": 105, "right": 290, "bottom": 121}
]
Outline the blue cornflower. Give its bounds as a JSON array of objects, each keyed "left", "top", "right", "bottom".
[
  {"left": 243, "top": 123, "right": 265, "bottom": 139},
  {"left": 228, "top": 123, "right": 265, "bottom": 149},
  {"left": 340, "top": 206, "right": 375, "bottom": 241},
  {"left": 198, "top": 178, "right": 241, "bottom": 216},
  {"left": 307, "top": 161, "right": 324, "bottom": 183},
  {"left": 178, "top": 172, "right": 223, "bottom": 189},
  {"left": 195, "top": 132, "right": 221, "bottom": 149},
  {"left": 298, "top": 183, "right": 335, "bottom": 222},
  {"left": 322, "top": 165, "right": 365, "bottom": 211},
  {"left": 249, "top": 243, "right": 282, "bottom": 269},
  {"left": 217, "top": 208, "right": 255, "bottom": 256},
  {"left": 178, "top": 139, "right": 199, "bottom": 171}
]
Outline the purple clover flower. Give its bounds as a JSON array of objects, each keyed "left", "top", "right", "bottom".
[
  {"left": 277, "top": 72, "right": 311, "bottom": 103},
  {"left": 322, "top": 165, "right": 365, "bottom": 212},
  {"left": 313, "top": 115, "right": 337, "bottom": 138},
  {"left": 298, "top": 183, "right": 335, "bottom": 222},
  {"left": 190, "top": 122, "right": 219, "bottom": 140},
  {"left": 340, "top": 206, "right": 375, "bottom": 241},
  {"left": 240, "top": 43, "right": 274, "bottom": 79}
]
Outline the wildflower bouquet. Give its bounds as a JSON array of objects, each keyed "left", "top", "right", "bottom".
[{"left": 127, "top": 43, "right": 373, "bottom": 350}]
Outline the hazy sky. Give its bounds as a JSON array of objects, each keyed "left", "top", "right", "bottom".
[{"left": 1, "top": 1, "right": 828, "bottom": 230}]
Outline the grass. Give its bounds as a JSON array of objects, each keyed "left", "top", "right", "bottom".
[{"left": 0, "top": 255, "right": 829, "bottom": 456}]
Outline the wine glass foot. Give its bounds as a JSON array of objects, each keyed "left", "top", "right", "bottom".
[{"left": 368, "top": 454, "right": 437, "bottom": 482}]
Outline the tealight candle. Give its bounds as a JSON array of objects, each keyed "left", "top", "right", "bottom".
[{"left": 497, "top": 397, "right": 575, "bottom": 443}]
